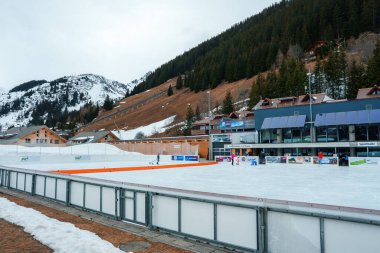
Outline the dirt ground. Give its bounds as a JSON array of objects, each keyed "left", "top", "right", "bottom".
[
  {"left": 0, "top": 192, "right": 190, "bottom": 253},
  {"left": 0, "top": 219, "right": 52, "bottom": 253}
]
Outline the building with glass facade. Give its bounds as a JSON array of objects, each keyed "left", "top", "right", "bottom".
[{"left": 254, "top": 87, "right": 380, "bottom": 157}]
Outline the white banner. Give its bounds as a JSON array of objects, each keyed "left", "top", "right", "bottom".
[{"left": 349, "top": 157, "right": 379, "bottom": 167}]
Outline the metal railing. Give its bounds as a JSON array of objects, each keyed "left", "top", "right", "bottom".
[{"left": 1, "top": 166, "right": 380, "bottom": 253}]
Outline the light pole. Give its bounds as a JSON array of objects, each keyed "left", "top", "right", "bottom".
[
  {"left": 307, "top": 69, "right": 313, "bottom": 144},
  {"left": 207, "top": 90, "right": 211, "bottom": 134}
]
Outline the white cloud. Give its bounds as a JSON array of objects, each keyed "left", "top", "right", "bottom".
[{"left": 0, "top": 0, "right": 278, "bottom": 91}]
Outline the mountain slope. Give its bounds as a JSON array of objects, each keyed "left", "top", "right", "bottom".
[
  {"left": 0, "top": 74, "right": 129, "bottom": 129},
  {"left": 132, "top": 0, "right": 380, "bottom": 94}
]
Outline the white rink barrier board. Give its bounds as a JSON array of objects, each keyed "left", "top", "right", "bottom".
[{"left": 2, "top": 166, "right": 380, "bottom": 252}]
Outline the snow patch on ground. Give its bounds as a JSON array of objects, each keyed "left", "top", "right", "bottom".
[
  {"left": 0, "top": 197, "right": 125, "bottom": 253},
  {"left": 112, "top": 115, "right": 176, "bottom": 140}
]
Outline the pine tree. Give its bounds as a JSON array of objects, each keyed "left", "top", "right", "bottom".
[
  {"left": 103, "top": 95, "right": 114, "bottom": 111},
  {"left": 183, "top": 105, "right": 195, "bottom": 136},
  {"left": 248, "top": 74, "right": 264, "bottom": 109},
  {"left": 175, "top": 76, "right": 183, "bottom": 89},
  {"left": 167, "top": 85, "right": 173, "bottom": 96},
  {"left": 367, "top": 43, "right": 380, "bottom": 85},
  {"left": 347, "top": 61, "right": 367, "bottom": 99},
  {"left": 222, "top": 91, "right": 234, "bottom": 114},
  {"left": 324, "top": 49, "right": 347, "bottom": 99},
  {"left": 312, "top": 57, "right": 325, "bottom": 94}
]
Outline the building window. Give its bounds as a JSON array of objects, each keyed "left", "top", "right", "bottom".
[
  {"left": 338, "top": 126, "right": 349, "bottom": 141},
  {"left": 356, "top": 147, "right": 368, "bottom": 157},
  {"left": 292, "top": 129, "right": 301, "bottom": 143},
  {"left": 355, "top": 126, "right": 367, "bottom": 141},
  {"left": 368, "top": 147, "right": 380, "bottom": 157},
  {"left": 25, "top": 138, "right": 31, "bottom": 143},
  {"left": 50, "top": 139, "right": 52, "bottom": 144},
  {"left": 301, "top": 125, "right": 311, "bottom": 143},
  {"left": 316, "top": 127, "right": 327, "bottom": 142},
  {"left": 261, "top": 130, "right": 277, "bottom": 143},
  {"left": 327, "top": 127, "right": 338, "bottom": 142},
  {"left": 368, "top": 125, "right": 379, "bottom": 141},
  {"left": 283, "top": 129, "right": 292, "bottom": 143},
  {"left": 55, "top": 140, "right": 59, "bottom": 144}
]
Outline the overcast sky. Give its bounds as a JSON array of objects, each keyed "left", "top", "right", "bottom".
[{"left": 0, "top": 0, "right": 277, "bottom": 91}]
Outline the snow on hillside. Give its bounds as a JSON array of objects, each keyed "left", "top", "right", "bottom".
[
  {"left": 0, "top": 74, "right": 130, "bottom": 129},
  {"left": 112, "top": 115, "right": 176, "bottom": 140}
]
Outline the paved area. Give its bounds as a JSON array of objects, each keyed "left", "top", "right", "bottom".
[{"left": 0, "top": 187, "right": 240, "bottom": 253}]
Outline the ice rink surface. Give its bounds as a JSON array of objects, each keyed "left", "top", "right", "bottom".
[
  {"left": 76, "top": 163, "right": 380, "bottom": 211},
  {"left": 2, "top": 144, "right": 380, "bottom": 211}
]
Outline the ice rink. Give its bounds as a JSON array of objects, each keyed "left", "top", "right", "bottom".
[
  {"left": 70, "top": 162, "right": 380, "bottom": 211},
  {"left": 2, "top": 144, "right": 380, "bottom": 211}
]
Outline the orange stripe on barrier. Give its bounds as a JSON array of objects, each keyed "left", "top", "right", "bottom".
[{"left": 50, "top": 161, "right": 218, "bottom": 175}]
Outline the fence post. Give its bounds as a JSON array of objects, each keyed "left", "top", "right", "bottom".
[
  {"left": 257, "top": 207, "right": 267, "bottom": 253},
  {"left": 119, "top": 188, "right": 125, "bottom": 220},
  {"left": 0, "top": 169, "right": 3, "bottom": 187},
  {"left": 320, "top": 217, "right": 325, "bottom": 253},
  {"left": 7, "top": 170, "right": 11, "bottom": 189},
  {"left": 31, "top": 174, "right": 36, "bottom": 195},
  {"left": 66, "top": 180, "right": 71, "bottom": 206},
  {"left": 145, "top": 192, "right": 153, "bottom": 228}
]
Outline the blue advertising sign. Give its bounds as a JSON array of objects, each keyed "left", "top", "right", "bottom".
[
  {"left": 231, "top": 120, "right": 244, "bottom": 128},
  {"left": 171, "top": 155, "right": 184, "bottom": 161},
  {"left": 185, "top": 155, "right": 199, "bottom": 161}
]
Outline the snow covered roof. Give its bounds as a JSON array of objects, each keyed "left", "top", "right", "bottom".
[{"left": 69, "top": 131, "right": 118, "bottom": 143}]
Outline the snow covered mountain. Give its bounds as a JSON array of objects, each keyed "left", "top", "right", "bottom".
[{"left": 0, "top": 74, "right": 130, "bottom": 129}]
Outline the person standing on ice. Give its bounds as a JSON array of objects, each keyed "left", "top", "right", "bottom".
[
  {"left": 157, "top": 152, "right": 160, "bottom": 165},
  {"left": 231, "top": 153, "right": 235, "bottom": 165},
  {"left": 318, "top": 151, "right": 323, "bottom": 165}
]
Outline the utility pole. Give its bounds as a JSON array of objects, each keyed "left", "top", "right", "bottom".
[{"left": 308, "top": 69, "right": 313, "bottom": 143}]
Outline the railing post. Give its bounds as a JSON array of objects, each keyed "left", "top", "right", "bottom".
[
  {"left": 66, "top": 180, "right": 71, "bottom": 206},
  {"left": 119, "top": 188, "right": 125, "bottom": 220},
  {"left": 7, "top": 170, "right": 11, "bottom": 189},
  {"left": 258, "top": 207, "right": 267, "bottom": 253},
  {"left": 0, "top": 169, "right": 3, "bottom": 187},
  {"left": 31, "top": 174, "right": 36, "bottom": 195},
  {"left": 145, "top": 192, "right": 153, "bottom": 228},
  {"left": 320, "top": 217, "right": 325, "bottom": 253}
]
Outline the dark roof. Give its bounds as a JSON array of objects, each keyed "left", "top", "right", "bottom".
[{"left": 357, "top": 85, "right": 380, "bottom": 99}]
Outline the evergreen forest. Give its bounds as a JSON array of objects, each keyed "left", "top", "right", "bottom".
[{"left": 131, "top": 0, "right": 380, "bottom": 95}]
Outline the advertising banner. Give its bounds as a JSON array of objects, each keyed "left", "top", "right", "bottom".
[
  {"left": 231, "top": 121, "right": 244, "bottom": 128},
  {"left": 74, "top": 155, "right": 90, "bottom": 161},
  {"left": 312, "top": 157, "right": 338, "bottom": 165},
  {"left": 287, "top": 156, "right": 312, "bottom": 164},
  {"left": 239, "top": 156, "right": 259, "bottom": 166},
  {"left": 220, "top": 119, "right": 245, "bottom": 129},
  {"left": 20, "top": 156, "right": 40, "bottom": 162},
  {"left": 172, "top": 155, "right": 199, "bottom": 162},
  {"left": 212, "top": 134, "right": 231, "bottom": 142},
  {"left": 265, "top": 156, "right": 287, "bottom": 164},
  {"left": 185, "top": 155, "right": 199, "bottom": 161},
  {"left": 172, "top": 155, "right": 184, "bottom": 161},
  {"left": 215, "top": 156, "right": 232, "bottom": 162},
  {"left": 349, "top": 157, "right": 379, "bottom": 167}
]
